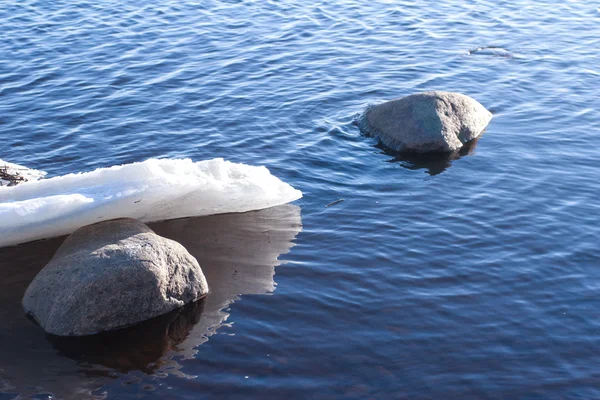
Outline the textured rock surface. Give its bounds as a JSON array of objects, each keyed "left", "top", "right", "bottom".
[
  {"left": 365, "top": 91, "right": 492, "bottom": 152},
  {"left": 23, "top": 218, "right": 208, "bottom": 336}
]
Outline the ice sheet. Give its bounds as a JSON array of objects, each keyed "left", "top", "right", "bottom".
[{"left": 0, "top": 158, "right": 302, "bottom": 247}]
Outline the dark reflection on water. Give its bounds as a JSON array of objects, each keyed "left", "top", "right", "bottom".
[
  {"left": 48, "top": 299, "right": 206, "bottom": 376},
  {"left": 378, "top": 136, "right": 480, "bottom": 175},
  {"left": 148, "top": 203, "right": 302, "bottom": 364},
  {"left": 0, "top": 204, "right": 301, "bottom": 399}
]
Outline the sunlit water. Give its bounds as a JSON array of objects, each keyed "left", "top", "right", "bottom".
[{"left": 1, "top": 0, "right": 599, "bottom": 399}]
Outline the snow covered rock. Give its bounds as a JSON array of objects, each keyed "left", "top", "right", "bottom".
[
  {"left": 363, "top": 91, "right": 492, "bottom": 152},
  {"left": 0, "top": 159, "right": 46, "bottom": 187},
  {"left": 23, "top": 218, "right": 208, "bottom": 336},
  {"left": 0, "top": 158, "right": 302, "bottom": 247}
]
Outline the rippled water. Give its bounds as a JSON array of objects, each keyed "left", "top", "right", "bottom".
[{"left": 1, "top": 0, "right": 599, "bottom": 399}]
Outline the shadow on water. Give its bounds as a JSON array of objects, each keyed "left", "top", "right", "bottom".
[
  {"left": 0, "top": 204, "right": 302, "bottom": 399},
  {"left": 377, "top": 136, "right": 480, "bottom": 175}
]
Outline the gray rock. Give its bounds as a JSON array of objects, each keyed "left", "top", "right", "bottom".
[
  {"left": 364, "top": 91, "right": 492, "bottom": 152},
  {"left": 23, "top": 218, "right": 208, "bottom": 336}
]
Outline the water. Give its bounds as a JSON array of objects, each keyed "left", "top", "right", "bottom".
[{"left": 1, "top": 0, "right": 599, "bottom": 398}]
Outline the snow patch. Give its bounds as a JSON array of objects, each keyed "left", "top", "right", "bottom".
[{"left": 0, "top": 158, "right": 302, "bottom": 247}]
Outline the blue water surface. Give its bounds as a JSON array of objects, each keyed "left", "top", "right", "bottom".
[{"left": 1, "top": 0, "right": 599, "bottom": 399}]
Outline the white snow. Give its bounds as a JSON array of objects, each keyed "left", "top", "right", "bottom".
[
  {"left": 0, "top": 159, "right": 46, "bottom": 187},
  {"left": 0, "top": 158, "right": 302, "bottom": 247}
]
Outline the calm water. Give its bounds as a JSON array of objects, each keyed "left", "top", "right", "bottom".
[{"left": 1, "top": 0, "right": 599, "bottom": 398}]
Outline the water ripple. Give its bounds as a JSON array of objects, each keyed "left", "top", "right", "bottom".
[{"left": 1, "top": 0, "right": 600, "bottom": 398}]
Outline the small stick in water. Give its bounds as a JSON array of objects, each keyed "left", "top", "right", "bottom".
[
  {"left": 0, "top": 165, "right": 27, "bottom": 187},
  {"left": 326, "top": 199, "right": 344, "bottom": 207}
]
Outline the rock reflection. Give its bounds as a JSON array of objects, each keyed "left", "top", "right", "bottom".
[
  {"left": 379, "top": 136, "right": 480, "bottom": 175},
  {"left": 0, "top": 204, "right": 302, "bottom": 399},
  {"left": 48, "top": 299, "right": 205, "bottom": 375},
  {"left": 149, "top": 203, "right": 302, "bottom": 362}
]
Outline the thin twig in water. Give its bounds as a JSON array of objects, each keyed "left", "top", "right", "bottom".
[
  {"left": 0, "top": 165, "right": 27, "bottom": 186},
  {"left": 326, "top": 199, "right": 344, "bottom": 207}
]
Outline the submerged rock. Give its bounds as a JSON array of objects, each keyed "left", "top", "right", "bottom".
[
  {"left": 468, "top": 46, "right": 513, "bottom": 58},
  {"left": 23, "top": 218, "right": 208, "bottom": 336},
  {"left": 364, "top": 91, "right": 492, "bottom": 152}
]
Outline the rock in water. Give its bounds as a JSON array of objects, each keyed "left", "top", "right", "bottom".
[
  {"left": 23, "top": 218, "right": 208, "bottom": 336},
  {"left": 364, "top": 91, "right": 492, "bottom": 152}
]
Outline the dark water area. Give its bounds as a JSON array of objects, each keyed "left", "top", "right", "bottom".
[{"left": 1, "top": 0, "right": 600, "bottom": 399}]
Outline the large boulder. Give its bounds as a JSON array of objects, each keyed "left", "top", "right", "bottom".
[
  {"left": 364, "top": 91, "right": 492, "bottom": 152},
  {"left": 23, "top": 218, "right": 208, "bottom": 336}
]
